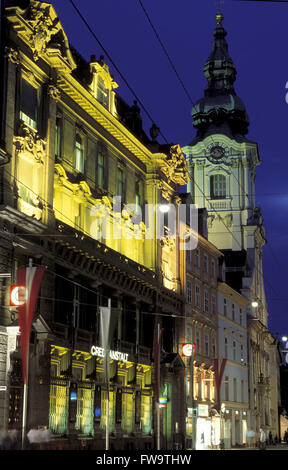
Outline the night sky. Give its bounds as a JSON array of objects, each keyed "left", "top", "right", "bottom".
[{"left": 50, "top": 0, "right": 288, "bottom": 337}]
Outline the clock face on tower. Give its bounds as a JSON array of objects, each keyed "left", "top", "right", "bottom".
[{"left": 206, "top": 143, "right": 229, "bottom": 163}]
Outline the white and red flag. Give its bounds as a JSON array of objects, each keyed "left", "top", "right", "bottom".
[{"left": 17, "top": 265, "right": 46, "bottom": 384}]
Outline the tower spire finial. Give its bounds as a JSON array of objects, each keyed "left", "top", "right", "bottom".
[{"left": 215, "top": 0, "right": 224, "bottom": 25}]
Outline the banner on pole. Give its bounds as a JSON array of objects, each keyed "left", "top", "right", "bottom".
[{"left": 17, "top": 265, "right": 46, "bottom": 383}]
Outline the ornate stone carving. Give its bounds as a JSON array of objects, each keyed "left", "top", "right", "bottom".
[
  {"left": 14, "top": 122, "right": 46, "bottom": 163},
  {"left": 162, "top": 144, "right": 189, "bottom": 184},
  {"left": 47, "top": 84, "right": 61, "bottom": 101},
  {"left": 27, "top": 4, "right": 61, "bottom": 61},
  {"left": 5, "top": 47, "right": 20, "bottom": 65}
]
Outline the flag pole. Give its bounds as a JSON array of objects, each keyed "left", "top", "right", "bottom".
[
  {"left": 156, "top": 322, "right": 160, "bottom": 450},
  {"left": 105, "top": 298, "right": 111, "bottom": 451},
  {"left": 21, "top": 258, "right": 32, "bottom": 449}
]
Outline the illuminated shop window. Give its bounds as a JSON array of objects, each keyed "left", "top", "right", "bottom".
[
  {"left": 141, "top": 394, "right": 152, "bottom": 435},
  {"left": 100, "top": 390, "right": 115, "bottom": 433},
  {"left": 49, "top": 383, "right": 69, "bottom": 435},
  {"left": 122, "top": 391, "right": 134, "bottom": 434},
  {"left": 75, "top": 134, "right": 84, "bottom": 173},
  {"left": 76, "top": 387, "right": 93, "bottom": 435},
  {"left": 20, "top": 79, "right": 38, "bottom": 130}
]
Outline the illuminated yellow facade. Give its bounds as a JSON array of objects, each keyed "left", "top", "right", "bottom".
[{"left": 0, "top": 0, "right": 189, "bottom": 450}]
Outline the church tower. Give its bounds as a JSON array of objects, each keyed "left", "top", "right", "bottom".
[{"left": 183, "top": 13, "right": 268, "bottom": 325}]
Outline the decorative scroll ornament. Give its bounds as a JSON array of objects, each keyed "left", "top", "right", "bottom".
[{"left": 14, "top": 123, "right": 46, "bottom": 163}]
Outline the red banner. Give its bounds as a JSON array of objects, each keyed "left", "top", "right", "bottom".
[
  {"left": 17, "top": 266, "right": 45, "bottom": 383},
  {"left": 214, "top": 358, "right": 227, "bottom": 410}
]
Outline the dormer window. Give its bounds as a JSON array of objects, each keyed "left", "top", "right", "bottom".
[
  {"left": 20, "top": 79, "right": 38, "bottom": 130},
  {"left": 97, "top": 76, "right": 109, "bottom": 109},
  {"left": 210, "top": 174, "right": 226, "bottom": 199},
  {"left": 75, "top": 133, "right": 84, "bottom": 173}
]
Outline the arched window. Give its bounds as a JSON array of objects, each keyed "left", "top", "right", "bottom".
[
  {"left": 97, "top": 76, "right": 109, "bottom": 109},
  {"left": 75, "top": 134, "right": 84, "bottom": 173},
  {"left": 210, "top": 174, "right": 226, "bottom": 199}
]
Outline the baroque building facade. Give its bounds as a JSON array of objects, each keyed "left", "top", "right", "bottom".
[
  {"left": 0, "top": 0, "right": 190, "bottom": 450},
  {"left": 183, "top": 13, "right": 280, "bottom": 443}
]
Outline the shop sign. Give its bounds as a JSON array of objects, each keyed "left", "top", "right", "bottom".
[
  {"left": 181, "top": 343, "right": 195, "bottom": 357},
  {"left": 198, "top": 403, "right": 209, "bottom": 417},
  {"left": 90, "top": 345, "right": 129, "bottom": 363}
]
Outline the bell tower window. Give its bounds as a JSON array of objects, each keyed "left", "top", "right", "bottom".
[{"left": 210, "top": 174, "right": 226, "bottom": 199}]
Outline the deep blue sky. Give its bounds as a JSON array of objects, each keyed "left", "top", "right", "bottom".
[{"left": 51, "top": 0, "right": 288, "bottom": 337}]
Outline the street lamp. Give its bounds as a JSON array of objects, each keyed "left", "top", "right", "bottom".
[
  {"left": 282, "top": 336, "right": 288, "bottom": 342},
  {"left": 251, "top": 301, "right": 259, "bottom": 308}
]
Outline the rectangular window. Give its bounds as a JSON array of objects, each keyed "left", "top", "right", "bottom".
[
  {"left": 97, "top": 151, "right": 105, "bottom": 188},
  {"left": 186, "top": 280, "right": 192, "bottom": 304},
  {"left": 204, "top": 335, "right": 209, "bottom": 356},
  {"left": 239, "top": 308, "right": 242, "bottom": 325},
  {"left": 224, "top": 298, "right": 227, "bottom": 316},
  {"left": 196, "top": 330, "right": 201, "bottom": 354},
  {"left": 97, "top": 76, "right": 109, "bottom": 109},
  {"left": 20, "top": 79, "right": 38, "bottom": 129},
  {"left": 204, "top": 290, "right": 209, "bottom": 313},
  {"left": 55, "top": 116, "right": 62, "bottom": 158},
  {"left": 212, "top": 336, "right": 216, "bottom": 359},
  {"left": 225, "top": 376, "right": 229, "bottom": 401},
  {"left": 232, "top": 303, "right": 235, "bottom": 321},
  {"left": 135, "top": 181, "right": 141, "bottom": 209},
  {"left": 203, "top": 254, "right": 208, "bottom": 274},
  {"left": 241, "top": 380, "right": 245, "bottom": 403},
  {"left": 240, "top": 343, "right": 244, "bottom": 363},
  {"left": 224, "top": 337, "right": 228, "bottom": 358},
  {"left": 117, "top": 167, "right": 125, "bottom": 200},
  {"left": 211, "top": 259, "right": 215, "bottom": 278},
  {"left": 75, "top": 134, "right": 84, "bottom": 173},
  {"left": 211, "top": 295, "right": 216, "bottom": 315},
  {"left": 233, "top": 340, "right": 236, "bottom": 361},
  {"left": 234, "top": 378, "right": 237, "bottom": 402},
  {"left": 195, "top": 248, "right": 200, "bottom": 268},
  {"left": 210, "top": 174, "right": 226, "bottom": 199},
  {"left": 195, "top": 285, "right": 200, "bottom": 308}
]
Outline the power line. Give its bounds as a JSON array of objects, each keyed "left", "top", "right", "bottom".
[
  {"left": 137, "top": 0, "right": 194, "bottom": 106},
  {"left": 67, "top": 0, "right": 169, "bottom": 145}
]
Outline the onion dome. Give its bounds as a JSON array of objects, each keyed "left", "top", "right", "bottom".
[{"left": 191, "top": 14, "right": 250, "bottom": 142}]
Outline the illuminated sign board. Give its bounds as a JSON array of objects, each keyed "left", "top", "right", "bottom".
[
  {"left": 90, "top": 346, "right": 129, "bottom": 363},
  {"left": 181, "top": 343, "right": 195, "bottom": 357},
  {"left": 10, "top": 285, "right": 27, "bottom": 307},
  {"left": 198, "top": 403, "right": 209, "bottom": 417}
]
